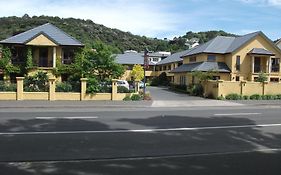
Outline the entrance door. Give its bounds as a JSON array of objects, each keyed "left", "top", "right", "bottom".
[{"left": 39, "top": 48, "right": 48, "bottom": 67}]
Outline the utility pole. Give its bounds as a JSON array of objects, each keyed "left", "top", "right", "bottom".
[{"left": 143, "top": 48, "right": 149, "bottom": 99}]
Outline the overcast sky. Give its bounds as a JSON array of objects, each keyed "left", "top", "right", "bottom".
[{"left": 0, "top": 0, "right": 280, "bottom": 40}]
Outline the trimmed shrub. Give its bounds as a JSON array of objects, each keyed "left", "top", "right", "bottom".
[
  {"left": 190, "top": 84, "right": 204, "bottom": 96},
  {"left": 24, "top": 71, "right": 49, "bottom": 92},
  {"left": 276, "top": 94, "right": 281, "bottom": 100},
  {"left": 131, "top": 94, "right": 142, "bottom": 101},
  {"left": 0, "top": 81, "right": 17, "bottom": 92},
  {"left": 123, "top": 96, "right": 131, "bottom": 101},
  {"left": 117, "top": 86, "right": 130, "bottom": 93},
  {"left": 262, "top": 95, "right": 276, "bottom": 100},
  {"left": 242, "top": 95, "right": 249, "bottom": 100},
  {"left": 225, "top": 93, "right": 242, "bottom": 100},
  {"left": 250, "top": 94, "right": 261, "bottom": 100},
  {"left": 216, "top": 96, "right": 225, "bottom": 100},
  {"left": 56, "top": 82, "right": 72, "bottom": 92}
]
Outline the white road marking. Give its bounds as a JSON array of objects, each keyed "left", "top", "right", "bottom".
[
  {"left": 214, "top": 113, "right": 261, "bottom": 116},
  {"left": 35, "top": 116, "right": 99, "bottom": 119},
  {"left": 0, "top": 123, "right": 281, "bottom": 135}
]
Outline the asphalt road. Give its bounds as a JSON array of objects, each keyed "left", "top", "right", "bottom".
[{"left": 0, "top": 105, "right": 281, "bottom": 174}]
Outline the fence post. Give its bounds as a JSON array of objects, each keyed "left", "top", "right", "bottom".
[
  {"left": 135, "top": 80, "right": 140, "bottom": 93},
  {"left": 217, "top": 80, "right": 224, "bottom": 97},
  {"left": 16, "top": 77, "right": 24, "bottom": 100},
  {"left": 240, "top": 80, "right": 247, "bottom": 96},
  {"left": 80, "top": 78, "right": 88, "bottom": 101},
  {"left": 111, "top": 79, "right": 118, "bottom": 100},
  {"left": 48, "top": 78, "right": 56, "bottom": 101}
]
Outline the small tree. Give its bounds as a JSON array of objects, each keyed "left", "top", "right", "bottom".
[
  {"left": 25, "top": 47, "right": 34, "bottom": 70},
  {"left": 131, "top": 64, "right": 144, "bottom": 81},
  {"left": 0, "top": 47, "right": 20, "bottom": 81},
  {"left": 191, "top": 70, "right": 217, "bottom": 83},
  {"left": 256, "top": 72, "right": 268, "bottom": 82}
]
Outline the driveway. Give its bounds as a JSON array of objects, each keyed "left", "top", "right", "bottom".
[
  {"left": 147, "top": 86, "right": 203, "bottom": 101},
  {"left": 147, "top": 86, "right": 243, "bottom": 107}
]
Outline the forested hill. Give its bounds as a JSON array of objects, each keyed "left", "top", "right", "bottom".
[{"left": 0, "top": 15, "right": 236, "bottom": 53}]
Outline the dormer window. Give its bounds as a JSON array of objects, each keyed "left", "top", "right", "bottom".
[
  {"left": 207, "top": 55, "right": 216, "bottom": 62},
  {"left": 190, "top": 57, "right": 196, "bottom": 62}
]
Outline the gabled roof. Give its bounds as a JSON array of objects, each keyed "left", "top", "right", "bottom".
[
  {"left": 157, "top": 50, "right": 187, "bottom": 65},
  {"left": 276, "top": 39, "right": 281, "bottom": 49},
  {"left": 170, "top": 61, "right": 231, "bottom": 73},
  {"left": 248, "top": 48, "right": 275, "bottom": 56},
  {"left": 182, "top": 31, "right": 280, "bottom": 57},
  {"left": 115, "top": 52, "right": 155, "bottom": 65},
  {"left": 0, "top": 23, "right": 84, "bottom": 46}
]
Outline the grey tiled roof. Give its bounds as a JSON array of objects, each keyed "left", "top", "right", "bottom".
[
  {"left": 170, "top": 61, "right": 231, "bottom": 73},
  {"left": 157, "top": 49, "right": 189, "bottom": 65},
  {"left": 182, "top": 31, "right": 268, "bottom": 57},
  {"left": 248, "top": 48, "right": 275, "bottom": 56},
  {"left": 115, "top": 52, "right": 155, "bottom": 65},
  {"left": 0, "top": 23, "right": 83, "bottom": 46}
]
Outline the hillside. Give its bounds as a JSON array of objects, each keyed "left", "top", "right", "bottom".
[{"left": 0, "top": 15, "right": 237, "bottom": 53}]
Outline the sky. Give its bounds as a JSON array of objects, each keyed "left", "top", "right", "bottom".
[{"left": 0, "top": 0, "right": 280, "bottom": 40}]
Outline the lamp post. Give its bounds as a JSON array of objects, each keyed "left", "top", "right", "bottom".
[{"left": 143, "top": 48, "right": 149, "bottom": 99}]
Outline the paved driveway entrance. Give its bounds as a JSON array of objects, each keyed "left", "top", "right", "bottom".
[
  {"left": 147, "top": 86, "right": 242, "bottom": 107},
  {"left": 147, "top": 86, "right": 203, "bottom": 101}
]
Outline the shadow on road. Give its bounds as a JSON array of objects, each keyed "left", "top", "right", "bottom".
[{"left": 0, "top": 115, "right": 280, "bottom": 174}]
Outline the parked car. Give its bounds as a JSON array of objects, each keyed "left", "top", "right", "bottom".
[
  {"left": 117, "top": 80, "right": 129, "bottom": 90},
  {"left": 139, "top": 81, "right": 145, "bottom": 88}
]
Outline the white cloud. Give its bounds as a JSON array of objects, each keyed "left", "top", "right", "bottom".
[{"left": 238, "top": 0, "right": 281, "bottom": 7}]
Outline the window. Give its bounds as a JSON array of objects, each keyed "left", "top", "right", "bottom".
[
  {"left": 11, "top": 46, "right": 26, "bottom": 64},
  {"left": 62, "top": 48, "right": 75, "bottom": 64},
  {"left": 236, "top": 56, "right": 240, "bottom": 71},
  {"left": 168, "top": 65, "right": 171, "bottom": 70},
  {"left": 270, "top": 78, "right": 279, "bottom": 82},
  {"left": 180, "top": 76, "right": 186, "bottom": 85},
  {"left": 271, "top": 58, "right": 280, "bottom": 72},
  {"left": 236, "top": 76, "right": 240, "bottom": 81},
  {"left": 190, "top": 57, "right": 196, "bottom": 62},
  {"left": 213, "top": 76, "right": 220, "bottom": 80},
  {"left": 153, "top": 58, "right": 159, "bottom": 62},
  {"left": 207, "top": 55, "right": 216, "bottom": 62}
]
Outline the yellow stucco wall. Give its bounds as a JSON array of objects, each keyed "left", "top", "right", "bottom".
[
  {"left": 23, "top": 92, "right": 49, "bottom": 100},
  {"left": 84, "top": 93, "right": 112, "bottom": 101},
  {"left": 0, "top": 92, "right": 17, "bottom": 100},
  {"left": 26, "top": 34, "right": 57, "bottom": 46},
  {"left": 56, "top": 93, "right": 81, "bottom": 100}
]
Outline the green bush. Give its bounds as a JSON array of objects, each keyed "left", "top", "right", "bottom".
[
  {"left": 190, "top": 84, "right": 204, "bottom": 96},
  {"left": 262, "top": 95, "right": 276, "bottom": 100},
  {"left": 131, "top": 94, "right": 142, "bottom": 101},
  {"left": 123, "top": 96, "right": 131, "bottom": 101},
  {"left": 150, "top": 72, "right": 170, "bottom": 86},
  {"left": 250, "top": 94, "right": 261, "bottom": 100},
  {"left": 56, "top": 82, "right": 72, "bottom": 92},
  {"left": 171, "top": 84, "right": 187, "bottom": 91},
  {"left": 225, "top": 93, "right": 242, "bottom": 100},
  {"left": 24, "top": 71, "right": 49, "bottom": 92},
  {"left": 117, "top": 86, "right": 130, "bottom": 93},
  {"left": 216, "top": 96, "right": 225, "bottom": 100},
  {"left": 242, "top": 95, "right": 249, "bottom": 100},
  {"left": 276, "top": 94, "right": 281, "bottom": 100},
  {"left": 0, "top": 81, "right": 17, "bottom": 92}
]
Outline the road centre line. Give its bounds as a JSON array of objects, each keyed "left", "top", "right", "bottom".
[
  {"left": 35, "top": 116, "right": 99, "bottom": 119},
  {"left": 0, "top": 123, "right": 281, "bottom": 135},
  {"left": 214, "top": 113, "right": 261, "bottom": 116}
]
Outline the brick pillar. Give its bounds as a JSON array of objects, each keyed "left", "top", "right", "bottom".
[
  {"left": 263, "top": 81, "right": 268, "bottom": 95},
  {"left": 49, "top": 78, "right": 56, "bottom": 101},
  {"left": 16, "top": 77, "right": 24, "bottom": 100},
  {"left": 111, "top": 79, "right": 118, "bottom": 101},
  {"left": 80, "top": 78, "right": 88, "bottom": 101}
]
